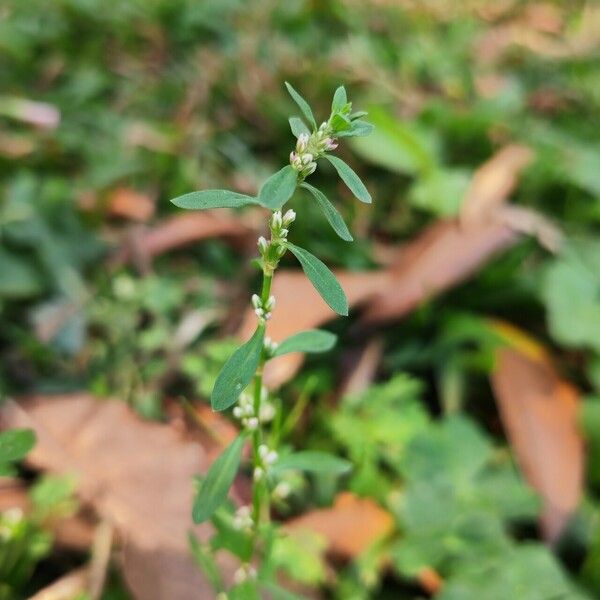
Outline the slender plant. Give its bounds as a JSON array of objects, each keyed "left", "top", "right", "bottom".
[{"left": 171, "top": 83, "right": 373, "bottom": 598}]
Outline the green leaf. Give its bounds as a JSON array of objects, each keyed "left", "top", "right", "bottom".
[
  {"left": 331, "top": 86, "right": 347, "bottom": 113},
  {"left": 230, "top": 581, "right": 261, "bottom": 600},
  {"left": 273, "top": 329, "right": 337, "bottom": 357},
  {"left": 170, "top": 189, "right": 258, "bottom": 210},
  {"left": 0, "top": 428, "right": 36, "bottom": 464},
  {"left": 323, "top": 154, "right": 371, "bottom": 204},
  {"left": 273, "top": 451, "right": 352, "bottom": 475},
  {"left": 188, "top": 532, "right": 224, "bottom": 592},
  {"left": 284, "top": 82, "right": 316, "bottom": 130},
  {"left": 261, "top": 582, "right": 309, "bottom": 600},
  {"left": 337, "top": 120, "right": 375, "bottom": 138},
  {"left": 258, "top": 165, "right": 298, "bottom": 210},
  {"left": 330, "top": 113, "right": 352, "bottom": 133},
  {"left": 192, "top": 435, "right": 245, "bottom": 523},
  {"left": 300, "top": 182, "right": 353, "bottom": 241},
  {"left": 211, "top": 325, "right": 265, "bottom": 411},
  {"left": 286, "top": 243, "right": 348, "bottom": 316},
  {"left": 289, "top": 117, "right": 310, "bottom": 138}
]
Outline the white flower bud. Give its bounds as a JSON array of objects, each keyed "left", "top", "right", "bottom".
[
  {"left": 264, "top": 295, "right": 276, "bottom": 311},
  {"left": 296, "top": 133, "right": 309, "bottom": 152},
  {"left": 233, "top": 406, "right": 243, "bottom": 419},
  {"left": 258, "top": 444, "right": 269, "bottom": 459},
  {"left": 273, "top": 481, "right": 291, "bottom": 499},
  {"left": 301, "top": 153, "right": 313, "bottom": 165},
  {"left": 282, "top": 209, "right": 296, "bottom": 226},
  {"left": 265, "top": 450, "right": 278, "bottom": 465},
  {"left": 320, "top": 121, "right": 328, "bottom": 131},
  {"left": 253, "top": 466, "right": 265, "bottom": 481},
  {"left": 270, "top": 211, "right": 283, "bottom": 231},
  {"left": 246, "top": 417, "right": 259, "bottom": 430},
  {"left": 303, "top": 162, "right": 317, "bottom": 176},
  {"left": 233, "top": 567, "right": 247, "bottom": 584},
  {"left": 259, "top": 402, "right": 275, "bottom": 423},
  {"left": 279, "top": 228, "right": 288, "bottom": 238},
  {"left": 257, "top": 236, "right": 269, "bottom": 254},
  {"left": 254, "top": 308, "right": 264, "bottom": 318},
  {"left": 251, "top": 294, "right": 261, "bottom": 309},
  {"left": 275, "top": 245, "right": 287, "bottom": 258}
]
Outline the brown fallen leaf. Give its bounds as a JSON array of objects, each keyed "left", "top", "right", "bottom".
[
  {"left": 285, "top": 492, "right": 394, "bottom": 558},
  {"left": 363, "top": 219, "right": 517, "bottom": 323},
  {"left": 107, "top": 187, "right": 156, "bottom": 222},
  {"left": 489, "top": 322, "right": 584, "bottom": 543},
  {"left": 111, "top": 211, "right": 253, "bottom": 268},
  {"left": 460, "top": 144, "right": 534, "bottom": 226},
  {"left": 238, "top": 270, "right": 389, "bottom": 388},
  {"left": 0, "top": 394, "right": 238, "bottom": 600}
]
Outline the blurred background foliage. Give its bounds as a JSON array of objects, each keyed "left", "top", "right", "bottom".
[{"left": 0, "top": 0, "right": 599, "bottom": 598}]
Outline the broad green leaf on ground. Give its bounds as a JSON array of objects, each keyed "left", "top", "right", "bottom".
[
  {"left": 286, "top": 243, "right": 348, "bottom": 316},
  {"left": 212, "top": 325, "right": 265, "bottom": 411},
  {"left": 192, "top": 435, "right": 245, "bottom": 524},
  {"left": 349, "top": 106, "right": 439, "bottom": 175},
  {"left": 273, "top": 329, "right": 337, "bottom": 357},
  {"left": 0, "top": 428, "right": 36, "bottom": 465},
  {"left": 258, "top": 165, "right": 298, "bottom": 210},
  {"left": 331, "top": 86, "right": 347, "bottom": 112},
  {"left": 272, "top": 451, "right": 351, "bottom": 475},
  {"left": 300, "top": 182, "right": 353, "bottom": 241},
  {"left": 409, "top": 168, "right": 471, "bottom": 217},
  {"left": 170, "top": 190, "right": 258, "bottom": 210},
  {"left": 289, "top": 117, "right": 310, "bottom": 138},
  {"left": 322, "top": 155, "right": 371, "bottom": 204},
  {"left": 541, "top": 239, "right": 600, "bottom": 353},
  {"left": 284, "top": 82, "right": 316, "bottom": 130},
  {"left": 439, "top": 545, "right": 591, "bottom": 600}
]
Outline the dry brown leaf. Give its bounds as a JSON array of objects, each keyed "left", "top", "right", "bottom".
[
  {"left": 238, "top": 270, "right": 389, "bottom": 388},
  {"left": 111, "top": 211, "right": 253, "bottom": 267},
  {"left": 107, "top": 188, "right": 156, "bottom": 222},
  {"left": 0, "top": 394, "right": 237, "bottom": 600},
  {"left": 363, "top": 219, "right": 517, "bottom": 323},
  {"left": 284, "top": 492, "right": 394, "bottom": 558},
  {"left": 460, "top": 144, "right": 534, "bottom": 226},
  {"left": 489, "top": 323, "right": 584, "bottom": 542}
]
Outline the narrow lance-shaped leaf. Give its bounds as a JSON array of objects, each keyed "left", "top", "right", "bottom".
[
  {"left": 300, "top": 182, "right": 353, "bottom": 241},
  {"left": 289, "top": 117, "right": 310, "bottom": 138},
  {"left": 272, "top": 451, "right": 352, "bottom": 475},
  {"left": 192, "top": 435, "right": 245, "bottom": 523},
  {"left": 286, "top": 243, "right": 348, "bottom": 316},
  {"left": 273, "top": 329, "right": 337, "bottom": 357},
  {"left": 337, "top": 120, "right": 374, "bottom": 138},
  {"left": 212, "top": 325, "right": 265, "bottom": 411},
  {"left": 170, "top": 190, "right": 258, "bottom": 210},
  {"left": 323, "top": 154, "right": 372, "bottom": 204},
  {"left": 284, "top": 82, "right": 317, "bottom": 131},
  {"left": 331, "top": 86, "right": 347, "bottom": 113},
  {"left": 0, "top": 428, "right": 36, "bottom": 464},
  {"left": 258, "top": 165, "right": 298, "bottom": 211}
]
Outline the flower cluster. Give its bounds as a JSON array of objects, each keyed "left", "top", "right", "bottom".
[
  {"left": 257, "top": 208, "right": 296, "bottom": 276},
  {"left": 289, "top": 124, "right": 338, "bottom": 178},
  {"left": 232, "top": 389, "right": 275, "bottom": 430},
  {"left": 251, "top": 293, "right": 275, "bottom": 321},
  {"left": 233, "top": 562, "right": 257, "bottom": 585},
  {"left": 253, "top": 443, "right": 278, "bottom": 482},
  {"left": 233, "top": 505, "right": 254, "bottom": 532}
]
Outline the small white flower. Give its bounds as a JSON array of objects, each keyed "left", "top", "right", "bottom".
[
  {"left": 270, "top": 211, "right": 283, "bottom": 230},
  {"left": 282, "top": 209, "right": 296, "bottom": 226},
  {"left": 303, "top": 162, "right": 317, "bottom": 176},
  {"left": 246, "top": 417, "right": 259, "bottom": 430},
  {"left": 257, "top": 236, "right": 269, "bottom": 254},
  {"left": 296, "top": 133, "right": 309, "bottom": 152},
  {"left": 254, "top": 308, "right": 264, "bottom": 318},
  {"left": 251, "top": 294, "right": 261, "bottom": 309},
  {"left": 233, "top": 406, "right": 243, "bottom": 419},
  {"left": 279, "top": 228, "right": 288, "bottom": 238},
  {"left": 301, "top": 153, "right": 313, "bottom": 165},
  {"left": 233, "top": 567, "right": 247, "bottom": 584},
  {"left": 265, "top": 450, "right": 278, "bottom": 465},
  {"left": 264, "top": 295, "right": 276, "bottom": 311},
  {"left": 253, "top": 466, "right": 265, "bottom": 481},
  {"left": 258, "top": 444, "right": 269, "bottom": 459},
  {"left": 273, "top": 481, "right": 291, "bottom": 499},
  {"left": 259, "top": 402, "right": 275, "bottom": 423}
]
